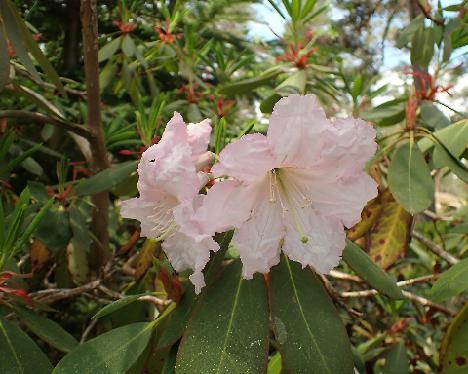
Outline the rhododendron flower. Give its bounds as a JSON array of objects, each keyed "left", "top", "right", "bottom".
[
  {"left": 121, "top": 113, "right": 217, "bottom": 293},
  {"left": 179, "top": 95, "right": 377, "bottom": 278}
]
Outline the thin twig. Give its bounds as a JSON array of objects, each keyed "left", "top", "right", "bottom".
[
  {"left": 319, "top": 274, "right": 363, "bottom": 318},
  {"left": 30, "top": 280, "right": 100, "bottom": 304},
  {"left": 80, "top": 318, "right": 98, "bottom": 343},
  {"left": 137, "top": 295, "right": 172, "bottom": 307},
  {"left": 0, "top": 110, "right": 93, "bottom": 139},
  {"left": 417, "top": 0, "right": 444, "bottom": 26},
  {"left": 412, "top": 230, "right": 459, "bottom": 265}
]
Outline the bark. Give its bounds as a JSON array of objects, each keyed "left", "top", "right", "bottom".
[
  {"left": 408, "top": 0, "right": 427, "bottom": 91},
  {"left": 80, "top": 0, "right": 110, "bottom": 270}
]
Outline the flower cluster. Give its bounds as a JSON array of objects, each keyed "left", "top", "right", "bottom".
[{"left": 121, "top": 95, "right": 377, "bottom": 292}]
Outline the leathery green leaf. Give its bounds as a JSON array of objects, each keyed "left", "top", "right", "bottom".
[
  {"left": 343, "top": 240, "right": 403, "bottom": 300},
  {"left": 0, "top": 319, "right": 52, "bottom": 374},
  {"left": 14, "top": 307, "right": 78, "bottom": 353},
  {"left": 176, "top": 261, "right": 269, "bottom": 374},
  {"left": 387, "top": 141, "right": 434, "bottom": 214},
  {"left": 430, "top": 258, "right": 468, "bottom": 302},
  {"left": 382, "top": 342, "right": 409, "bottom": 374},
  {"left": 440, "top": 302, "right": 468, "bottom": 374},
  {"left": 53, "top": 322, "right": 153, "bottom": 374},
  {"left": 269, "top": 256, "right": 354, "bottom": 374}
]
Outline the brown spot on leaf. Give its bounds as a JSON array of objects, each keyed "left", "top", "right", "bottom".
[{"left": 456, "top": 357, "right": 467, "bottom": 366}]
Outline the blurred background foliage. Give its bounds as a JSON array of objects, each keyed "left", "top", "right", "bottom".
[{"left": 0, "top": 0, "right": 467, "bottom": 373}]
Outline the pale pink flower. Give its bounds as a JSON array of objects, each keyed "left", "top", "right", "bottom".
[
  {"left": 179, "top": 95, "right": 377, "bottom": 279},
  {"left": 121, "top": 112, "right": 217, "bottom": 293}
]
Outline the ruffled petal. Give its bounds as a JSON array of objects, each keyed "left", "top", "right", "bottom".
[
  {"left": 162, "top": 231, "right": 219, "bottom": 294},
  {"left": 187, "top": 119, "right": 212, "bottom": 156},
  {"left": 282, "top": 168, "right": 377, "bottom": 228},
  {"left": 120, "top": 196, "right": 177, "bottom": 238},
  {"left": 192, "top": 178, "right": 267, "bottom": 235},
  {"left": 267, "top": 94, "right": 331, "bottom": 167},
  {"left": 212, "top": 133, "right": 277, "bottom": 183},
  {"left": 310, "top": 117, "right": 377, "bottom": 179},
  {"left": 137, "top": 112, "right": 200, "bottom": 203},
  {"left": 233, "top": 198, "right": 284, "bottom": 279},
  {"left": 282, "top": 206, "right": 345, "bottom": 274}
]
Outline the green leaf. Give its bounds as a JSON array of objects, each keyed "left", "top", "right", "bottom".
[
  {"left": 269, "top": 256, "right": 354, "bottom": 374},
  {"left": 75, "top": 161, "right": 137, "bottom": 196},
  {"left": 351, "top": 74, "right": 363, "bottom": 99},
  {"left": 35, "top": 205, "right": 71, "bottom": 253},
  {"left": 343, "top": 241, "right": 403, "bottom": 300},
  {"left": 388, "top": 141, "right": 434, "bottom": 214},
  {"left": 420, "top": 101, "right": 450, "bottom": 129},
  {"left": 430, "top": 258, "right": 468, "bottom": 302},
  {"left": 440, "top": 302, "right": 468, "bottom": 374},
  {"left": 382, "top": 342, "right": 409, "bottom": 374},
  {"left": 0, "top": 319, "right": 53, "bottom": 374},
  {"left": 93, "top": 293, "right": 148, "bottom": 320},
  {"left": 176, "top": 261, "right": 269, "bottom": 374},
  {"left": 53, "top": 322, "right": 153, "bottom": 374},
  {"left": 433, "top": 143, "right": 468, "bottom": 183},
  {"left": 98, "top": 36, "right": 122, "bottom": 62},
  {"left": 260, "top": 93, "right": 282, "bottom": 114},
  {"left": 69, "top": 204, "right": 91, "bottom": 253},
  {"left": 218, "top": 67, "right": 282, "bottom": 95},
  {"left": 0, "top": 0, "right": 40, "bottom": 81},
  {"left": 418, "top": 119, "right": 468, "bottom": 155},
  {"left": 156, "top": 286, "right": 196, "bottom": 351},
  {"left": 121, "top": 34, "right": 136, "bottom": 57},
  {"left": 361, "top": 101, "right": 406, "bottom": 127},
  {"left": 396, "top": 16, "right": 424, "bottom": 48},
  {"left": 267, "top": 352, "right": 282, "bottom": 374},
  {"left": 275, "top": 70, "right": 307, "bottom": 95},
  {"left": 5, "top": 0, "right": 63, "bottom": 92},
  {"left": 14, "top": 307, "right": 78, "bottom": 353}
]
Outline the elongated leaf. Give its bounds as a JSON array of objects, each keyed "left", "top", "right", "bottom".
[
  {"left": 419, "top": 119, "right": 468, "bottom": 154},
  {"left": 269, "top": 256, "right": 354, "bottom": 374},
  {"left": 0, "top": 319, "right": 52, "bottom": 374},
  {"left": 433, "top": 143, "right": 468, "bottom": 183},
  {"left": 53, "top": 322, "right": 153, "bottom": 374},
  {"left": 440, "top": 302, "right": 468, "bottom": 374},
  {"left": 176, "top": 261, "right": 269, "bottom": 374},
  {"left": 388, "top": 141, "right": 434, "bottom": 214},
  {"left": 122, "top": 34, "right": 136, "bottom": 57},
  {"left": 382, "top": 342, "right": 409, "bottom": 374},
  {"left": 367, "top": 190, "right": 412, "bottom": 269},
  {"left": 260, "top": 93, "right": 282, "bottom": 114},
  {"left": 218, "top": 67, "right": 281, "bottom": 95},
  {"left": 156, "top": 286, "right": 196, "bottom": 351},
  {"left": 6, "top": 0, "right": 63, "bottom": 91},
  {"left": 93, "top": 293, "right": 148, "bottom": 320},
  {"left": 267, "top": 352, "right": 282, "bottom": 374},
  {"left": 420, "top": 101, "right": 450, "bottom": 129},
  {"left": 14, "top": 307, "right": 78, "bottom": 353},
  {"left": 0, "top": 1, "right": 40, "bottom": 81},
  {"left": 98, "top": 36, "right": 122, "bottom": 62},
  {"left": 430, "top": 258, "right": 468, "bottom": 302},
  {"left": 75, "top": 161, "right": 137, "bottom": 196},
  {"left": 275, "top": 69, "right": 307, "bottom": 95},
  {"left": 343, "top": 241, "right": 403, "bottom": 299}
]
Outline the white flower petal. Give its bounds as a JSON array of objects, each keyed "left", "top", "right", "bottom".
[{"left": 233, "top": 198, "right": 284, "bottom": 279}]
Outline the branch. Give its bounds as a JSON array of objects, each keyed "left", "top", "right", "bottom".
[
  {"left": 0, "top": 110, "right": 93, "bottom": 139},
  {"left": 417, "top": 0, "right": 444, "bottom": 26},
  {"left": 30, "top": 280, "right": 100, "bottom": 304},
  {"left": 81, "top": 0, "right": 111, "bottom": 269},
  {"left": 412, "top": 230, "right": 459, "bottom": 265}
]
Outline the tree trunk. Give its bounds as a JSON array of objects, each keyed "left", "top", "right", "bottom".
[{"left": 80, "top": 0, "right": 110, "bottom": 270}]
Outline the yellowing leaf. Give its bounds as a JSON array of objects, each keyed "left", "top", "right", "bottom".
[
  {"left": 347, "top": 195, "right": 382, "bottom": 240},
  {"left": 135, "top": 239, "right": 159, "bottom": 280},
  {"left": 367, "top": 190, "right": 412, "bottom": 269},
  {"left": 30, "top": 239, "right": 50, "bottom": 272}
]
